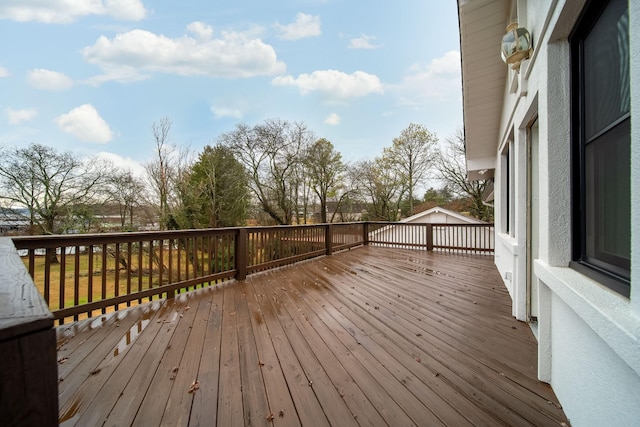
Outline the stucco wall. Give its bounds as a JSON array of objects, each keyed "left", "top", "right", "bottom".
[
  {"left": 488, "top": 0, "right": 640, "bottom": 424},
  {"left": 550, "top": 295, "right": 640, "bottom": 426}
]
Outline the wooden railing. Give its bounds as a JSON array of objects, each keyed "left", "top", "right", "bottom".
[
  {"left": 0, "top": 238, "right": 58, "bottom": 425},
  {"left": 367, "top": 222, "right": 495, "bottom": 253},
  {"left": 11, "top": 222, "right": 494, "bottom": 324}
]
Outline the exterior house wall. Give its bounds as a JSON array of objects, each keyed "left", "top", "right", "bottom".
[{"left": 461, "top": 0, "right": 640, "bottom": 424}]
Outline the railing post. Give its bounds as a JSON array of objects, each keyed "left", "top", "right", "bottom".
[
  {"left": 236, "top": 228, "right": 248, "bottom": 280},
  {"left": 325, "top": 224, "right": 333, "bottom": 256},
  {"left": 363, "top": 222, "right": 369, "bottom": 246},
  {"left": 426, "top": 223, "right": 434, "bottom": 251},
  {"left": 0, "top": 238, "right": 58, "bottom": 426}
]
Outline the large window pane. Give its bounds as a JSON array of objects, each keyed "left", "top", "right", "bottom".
[
  {"left": 584, "top": 0, "right": 629, "bottom": 140},
  {"left": 571, "top": 0, "right": 631, "bottom": 292},
  {"left": 584, "top": 117, "right": 630, "bottom": 278}
]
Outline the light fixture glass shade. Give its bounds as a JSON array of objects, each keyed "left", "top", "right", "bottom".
[{"left": 501, "top": 23, "right": 532, "bottom": 69}]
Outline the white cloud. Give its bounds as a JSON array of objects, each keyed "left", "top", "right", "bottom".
[
  {"left": 6, "top": 108, "right": 37, "bottom": 124},
  {"left": 0, "top": 66, "right": 9, "bottom": 77},
  {"left": 82, "top": 68, "right": 148, "bottom": 86},
  {"left": 187, "top": 21, "right": 214, "bottom": 41},
  {"left": 211, "top": 106, "right": 243, "bottom": 120},
  {"left": 96, "top": 152, "right": 146, "bottom": 178},
  {"left": 272, "top": 70, "right": 383, "bottom": 100},
  {"left": 348, "top": 34, "right": 380, "bottom": 49},
  {"left": 393, "top": 51, "right": 462, "bottom": 104},
  {"left": 55, "top": 104, "right": 113, "bottom": 143},
  {"left": 0, "top": 0, "right": 146, "bottom": 23},
  {"left": 104, "top": 0, "right": 146, "bottom": 21},
  {"left": 324, "top": 113, "right": 340, "bottom": 125},
  {"left": 27, "top": 69, "right": 73, "bottom": 90},
  {"left": 422, "top": 50, "right": 462, "bottom": 76},
  {"left": 274, "top": 13, "right": 321, "bottom": 40},
  {"left": 82, "top": 26, "right": 286, "bottom": 83}
]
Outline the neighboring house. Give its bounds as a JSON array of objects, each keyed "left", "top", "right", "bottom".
[
  {"left": 371, "top": 206, "right": 494, "bottom": 252},
  {"left": 0, "top": 208, "right": 29, "bottom": 235},
  {"left": 402, "top": 206, "right": 486, "bottom": 225},
  {"left": 458, "top": 0, "right": 639, "bottom": 425}
]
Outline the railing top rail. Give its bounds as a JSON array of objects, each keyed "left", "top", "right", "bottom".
[
  {"left": 11, "top": 227, "right": 239, "bottom": 249},
  {"left": 10, "top": 221, "right": 494, "bottom": 249},
  {"left": 242, "top": 222, "right": 363, "bottom": 231},
  {"left": 366, "top": 221, "right": 494, "bottom": 227}
]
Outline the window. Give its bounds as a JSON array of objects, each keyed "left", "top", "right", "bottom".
[
  {"left": 501, "top": 140, "right": 514, "bottom": 236},
  {"left": 570, "top": 0, "right": 630, "bottom": 296}
]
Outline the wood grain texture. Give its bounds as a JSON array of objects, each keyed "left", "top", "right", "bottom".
[
  {"left": 0, "top": 238, "right": 53, "bottom": 339},
  {"left": 0, "top": 238, "right": 57, "bottom": 426},
  {"left": 55, "top": 247, "right": 569, "bottom": 426}
]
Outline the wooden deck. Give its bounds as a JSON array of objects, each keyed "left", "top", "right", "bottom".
[{"left": 56, "top": 246, "right": 569, "bottom": 426}]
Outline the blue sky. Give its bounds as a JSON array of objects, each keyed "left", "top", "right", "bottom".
[{"left": 0, "top": 0, "right": 463, "bottom": 175}]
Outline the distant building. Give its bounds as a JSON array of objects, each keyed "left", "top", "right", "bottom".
[
  {"left": 401, "top": 206, "right": 487, "bottom": 225},
  {"left": 369, "top": 206, "right": 493, "bottom": 252},
  {"left": 0, "top": 208, "right": 29, "bottom": 235}
]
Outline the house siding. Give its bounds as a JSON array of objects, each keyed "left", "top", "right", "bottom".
[{"left": 460, "top": 0, "right": 640, "bottom": 424}]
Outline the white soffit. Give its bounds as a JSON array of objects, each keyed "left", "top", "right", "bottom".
[{"left": 458, "top": 0, "right": 509, "bottom": 169}]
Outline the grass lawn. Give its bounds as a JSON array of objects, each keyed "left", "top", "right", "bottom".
[{"left": 23, "top": 247, "right": 229, "bottom": 321}]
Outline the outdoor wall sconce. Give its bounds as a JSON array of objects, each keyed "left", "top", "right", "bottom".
[{"left": 501, "top": 23, "right": 532, "bottom": 71}]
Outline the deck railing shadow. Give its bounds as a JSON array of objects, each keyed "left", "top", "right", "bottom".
[{"left": 11, "top": 222, "right": 494, "bottom": 325}]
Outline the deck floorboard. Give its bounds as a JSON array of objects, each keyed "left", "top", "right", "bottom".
[{"left": 56, "top": 247, "right": 569, "bottom": 426}]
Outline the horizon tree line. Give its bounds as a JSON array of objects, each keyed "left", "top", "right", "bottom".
[{"left": 0, "top": 117, "right": 492, "bottom": 236}]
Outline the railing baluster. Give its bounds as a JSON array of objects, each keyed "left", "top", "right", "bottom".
[
  {"left": 184, "top": 237, "right": 190, "bottom": 281},
  {"left": 74, "top": 246, "right": 80, "bottom": 321},
  {"left": 138, "top": 240, "right": 143, "bottom": 303},
  {"left": 200, "top": 236, "right": 205, "bottom": 287},
  {"left": 148, "top": 240, "right": 154, "bottom": 299},
  {"left": 114, "top": 243, "right": 120, "bottom": 312},
  {"left": 44, "top": 248, "right": 51, "bottom": 306},
  {"left": 206, "top": 236, "right": 212, "bottom": 284},
  {"left": 59, "top": 248, "right": 66, "bottom": 324},
  {"left": 88, "top": 245, "right": 94, "bottom": 318},
  {"left": 28, "top": 249, "right": 35, "bottom": 279},
  {"left": 126, "top": 242, "right": 132, "bottom": 306},
  {"left": 101, "top": 244, "right": 107, "bottom": 314},
  {"left": 158, "top": 239, "right": 164, "bottom": 296},
  {"left": 177, "top": 237, "right": 182, "bottom": 284},
  {"left": 168, "top": 238, "right": 174, "bottom": 291}
]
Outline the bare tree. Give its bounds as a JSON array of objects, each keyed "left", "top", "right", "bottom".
[
  {"left": 351, "top": 156, "right": 407, "bottom": 221},
  {"left": 305, "top": 138, "right": 348, "bottom": 223},
  {"left": 145, "top": 117, "right": 173, "bottom": 229},
  {"left": 0, "top": 143, "right": 106, "bottom": 235},
  {"left": 144, "top": 117, "right": 194, "bottom": 229},
  {"left": 386, "top": 123, "right": 438, "bottom": 214},
  {"left": 107, "top": 170, "right": 146, "bottom": 229},
  {"left": 220, "top": 119, "right": 313, "bottom": 225},
  {"left": 436, "top": 129, "right": 493, "bottom": 221}
]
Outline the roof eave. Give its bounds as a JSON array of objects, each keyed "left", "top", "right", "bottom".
[{"left": 457, "top": 0, "right": 510, "bottom": 180}]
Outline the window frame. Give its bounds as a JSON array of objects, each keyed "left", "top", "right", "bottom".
[
  {"left": 569, "top": 0, "right": 631, "bottom": 297},
  {"left": 501, "top": 139, "right": 514, "bottom": 236}
]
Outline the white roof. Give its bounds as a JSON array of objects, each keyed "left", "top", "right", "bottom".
[{"left": 401, "top": 206, "right": 487, "bottom": 224}]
